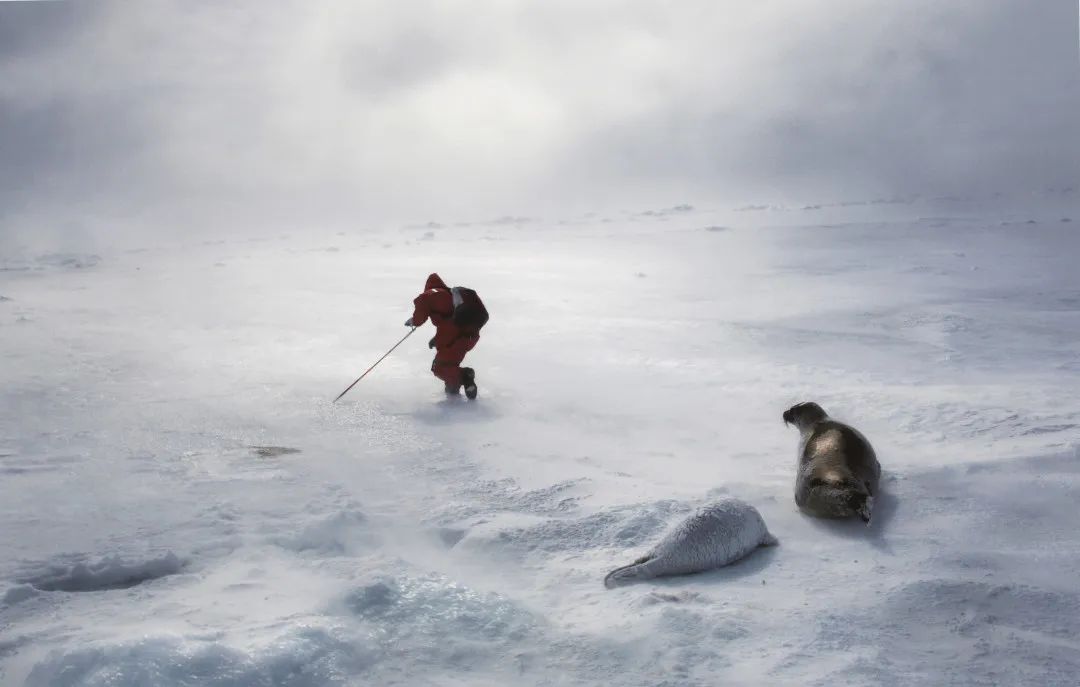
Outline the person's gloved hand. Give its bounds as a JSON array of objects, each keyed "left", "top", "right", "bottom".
[
  {"left": 428, "top": 336, "right": 437, "bottom": 349},
  {"left": 404, "top": 318, "right": 414, "bottom": 327}
]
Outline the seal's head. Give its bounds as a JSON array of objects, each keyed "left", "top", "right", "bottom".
[
  {"left": 783, "top": 402, "right": 828, "bottom": 430},
  {"left": 805, "top": 472, "right": 874, "bottom": 524}
]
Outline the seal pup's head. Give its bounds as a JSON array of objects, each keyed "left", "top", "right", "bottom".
[
  {"left": 805, "top": 471, "right": 874, "bottom": 523},
  {"left": 783, "top": 402, "right": 828, "bottom": 431}
]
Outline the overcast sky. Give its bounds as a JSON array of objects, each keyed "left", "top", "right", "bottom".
[{"left": 1, "top": 0, "right": 1077, "bottom": 237}]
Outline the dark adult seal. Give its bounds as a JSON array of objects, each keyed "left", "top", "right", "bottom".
[{"left": 783, "top": 402, "right": 880, "bottom": 523}]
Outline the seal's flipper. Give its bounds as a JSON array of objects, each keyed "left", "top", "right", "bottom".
[{"left": 603, "top": 555, "right": 654, "bottom": 589}]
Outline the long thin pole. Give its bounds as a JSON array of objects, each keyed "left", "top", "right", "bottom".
[{"left": 333, "top": 327, "right": 417, "bottom": 402}]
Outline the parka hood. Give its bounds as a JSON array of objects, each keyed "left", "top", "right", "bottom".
[{"left": 425, "top": 273, "right": 449, "bottom": 291}]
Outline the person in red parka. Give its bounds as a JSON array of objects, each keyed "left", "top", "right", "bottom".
[{"left": 405, "top": 273, "right": 483, "bottom": 399}]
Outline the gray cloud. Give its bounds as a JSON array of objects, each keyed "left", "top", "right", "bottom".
[
  {"left": 568, "top": 1, "right": 1080, "bottom": 200},
  {"left": 0, "top": 0, "right": 1076, "bottom": 240}
]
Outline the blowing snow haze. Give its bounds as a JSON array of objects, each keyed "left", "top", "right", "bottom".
[{"left": 0, "top": 0, "right": 1077, "bottom": 242}]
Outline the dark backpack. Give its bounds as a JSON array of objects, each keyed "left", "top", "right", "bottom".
[{"left": 451, "top": 286, "right": 488, "bottom": 331}]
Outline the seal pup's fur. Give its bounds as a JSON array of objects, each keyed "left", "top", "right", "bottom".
[{"left": 604, "top": 498, "right": 777, "bottom": 588}]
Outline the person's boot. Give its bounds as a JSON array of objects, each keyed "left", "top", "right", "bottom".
[
  {"left": 444, "top": 382, "right": 461, "bottom": 395},
  {"left": 461, "top": 367, "right": 477, "bottom": 400}
]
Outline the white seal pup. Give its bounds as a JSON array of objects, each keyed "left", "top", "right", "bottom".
[
  {"left": 604, "top": 498, "right": 777, "bottom": 588},
  {"left": 783, "top": 401, "right": 881, "bottom": 523}
]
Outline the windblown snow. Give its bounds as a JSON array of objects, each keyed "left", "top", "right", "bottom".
[{"left": 2, "top": 207, "right": 1079, "bottom": 686}]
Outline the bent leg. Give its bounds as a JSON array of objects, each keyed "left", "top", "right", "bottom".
[{"left": 431, "top": 335, "right": 478, "bottom": 389}]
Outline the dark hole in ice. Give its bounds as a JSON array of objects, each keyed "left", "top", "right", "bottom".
[
  {"left": 22, "top": 553, "right": 184, "bottom": 592},
  {"left": 249, "top": 446, "right": 301, "bottom": 457}
]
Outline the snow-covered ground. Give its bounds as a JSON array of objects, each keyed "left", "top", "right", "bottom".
[{"left": 2, "top": 206, "right": 1079, "bottom": 686}]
